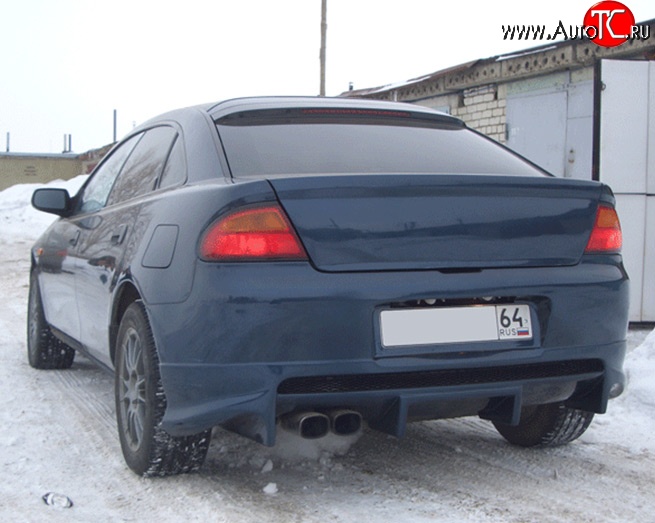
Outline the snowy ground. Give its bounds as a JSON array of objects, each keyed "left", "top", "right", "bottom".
[{"left": 1, "top": 179, "right": 654, "bottom": 522}]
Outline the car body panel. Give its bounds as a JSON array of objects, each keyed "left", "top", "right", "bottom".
[{"left": 36, "top": 219, "right": 81, "bottom": 340}]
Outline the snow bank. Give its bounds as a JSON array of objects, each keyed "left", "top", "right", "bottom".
[
  {"left": 586, "top": 327, "right": 655, "bottom": 455},
  {"left": 628, "top": 328, "right": 655, "bottom": 402},
  {"left": 0, "top": 176, "right": 87, "bottom": 241}
]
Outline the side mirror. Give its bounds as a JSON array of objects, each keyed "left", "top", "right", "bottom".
[{"left": 32, "top": 188, "right": 72, "bottom": 217}]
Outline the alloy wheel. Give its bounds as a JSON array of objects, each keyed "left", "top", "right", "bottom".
[{"left": 117, "top": 328, "right": 147, "bottom": 451}]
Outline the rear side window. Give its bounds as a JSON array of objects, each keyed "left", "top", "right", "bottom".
[
  {"left": 216, "top": 109, "right": 546, "bottom": 178},
  {"left": 158, "top": 135, "right": 187, "bottom": 189},
  {"left": 107, "top": 126, "right": 178, "bottom": 206}
]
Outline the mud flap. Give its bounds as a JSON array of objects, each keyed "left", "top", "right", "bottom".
[
  {"left": 369, "top": 388, "right": 523, "bottom": 437},
  {"left": 565, "top": 377, "right": 607, "bottom": 414},
  {"left": 478, "top": 389, "right": 523, "bottom": 425}
]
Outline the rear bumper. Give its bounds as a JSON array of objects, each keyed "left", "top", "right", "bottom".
[
  {"left": 157, "top": 341, "right": 625, "bottom": 442},
  {"left": 147, "top": 257, "right": 629, "bottom": 442}
]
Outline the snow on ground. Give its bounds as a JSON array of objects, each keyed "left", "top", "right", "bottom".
[{"left": 1, "top": 180, "right": 654, "bottom": 522}]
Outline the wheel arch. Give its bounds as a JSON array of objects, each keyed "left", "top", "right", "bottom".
[{"left": 110, "top": 281, "right": 142, "bottom": 366}]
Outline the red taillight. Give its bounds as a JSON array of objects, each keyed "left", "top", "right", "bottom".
[
  {"left": 200, "top": 205, "right": 307, "bottom": 261},
  {"left": 584, "top": 205, "right": 622, "bottom": 253}
]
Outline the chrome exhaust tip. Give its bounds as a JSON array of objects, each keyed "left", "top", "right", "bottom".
[
  {"left": 326, "top": 409, "right": 362, "bottom": 436},
  {"left": 282, "top": 412, "right": 330, "bottom": 439}
]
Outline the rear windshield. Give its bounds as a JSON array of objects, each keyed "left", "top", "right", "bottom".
[{"left": 215, "top": 108, "right": 546, "bottom": 178}]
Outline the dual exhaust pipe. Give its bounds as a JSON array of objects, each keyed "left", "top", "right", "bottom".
[{"left": 282, "top": 409, "right": 362, "bottom": 439}]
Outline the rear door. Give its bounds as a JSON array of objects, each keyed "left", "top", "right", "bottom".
[
  {"left": 216, "top": 108, "right": 602, "bottom": 272},
  {"left": 64, "top": 134, "right": 141, "bottom": 358},
  {"left": 74, "top": 126, "right": 178, "bottom": 365}
]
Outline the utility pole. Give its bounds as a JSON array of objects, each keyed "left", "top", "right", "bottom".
[{"left": 319, "top": 0, "right": 327, "bottom": 96}]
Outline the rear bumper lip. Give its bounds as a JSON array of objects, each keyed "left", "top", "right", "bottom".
[{"left": 159, "top": 339, "right": 626, "bottom": 442}]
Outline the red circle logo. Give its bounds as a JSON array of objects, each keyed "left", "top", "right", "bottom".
[{"left": 584, "top": 1, "right": 635, "bottom": 47}]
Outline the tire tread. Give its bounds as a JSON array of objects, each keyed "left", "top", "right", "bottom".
[
  {"left": 27, "top": 273, "right": 75, "bottom": 370},
  {"left": 493, "top": 402, "right": 594, "bottom": 448}
]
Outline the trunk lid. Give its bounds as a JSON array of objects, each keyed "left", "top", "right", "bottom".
[{"left": 268, "top": 174, "right": 603, "bottom": 272}]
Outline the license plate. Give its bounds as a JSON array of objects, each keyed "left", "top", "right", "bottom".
[{"left": 379, "top": 304, "right": 532, "bottom": 348}]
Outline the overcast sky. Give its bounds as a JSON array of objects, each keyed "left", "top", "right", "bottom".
[{"left": 1, "top": 0, "right": 654, "bottom": 154}]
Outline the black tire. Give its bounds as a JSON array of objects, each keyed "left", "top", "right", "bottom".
[
  {"left": 492, "top": 402, "right": 594, "bottom": 448},
  {"left": 27, "top": 272, "right": 75, "bottom": 370},
  {"left": 114, "top": 302, "right": 211, "bottom": 477}
]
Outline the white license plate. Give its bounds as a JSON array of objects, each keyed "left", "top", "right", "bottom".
[{"left": 380, "top": 304, "right": 532, "bottom": 348}]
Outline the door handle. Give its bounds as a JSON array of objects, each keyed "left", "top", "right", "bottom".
[
  {"left": 69, "top": 230, "right": 80, "bottom": 247},
  {"left": 111, "top": 225, "right": 128, "bottom": 245}
]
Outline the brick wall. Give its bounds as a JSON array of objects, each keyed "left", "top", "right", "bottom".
[
  {"left": 412, "top": 86, "right": 508, "bottom": 144},
  {"left": 452, "top": 85, "right": 507, "bottom": 144}
]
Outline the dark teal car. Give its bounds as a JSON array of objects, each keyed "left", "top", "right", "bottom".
[{"left": 28, "top": 97, "right": 628, "bottom": 476}]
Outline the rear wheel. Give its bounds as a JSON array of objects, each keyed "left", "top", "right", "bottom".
[
  {"left": 492, "top": 402, "right": 594, "bottom": 447},
  {"left": 115, "top": 302, "right": 210, "bottom": 476},
  {"left": 27, "top": 272, "right": 75, "bottom": 369}
]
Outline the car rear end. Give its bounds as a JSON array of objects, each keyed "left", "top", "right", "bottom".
[{"left": 151, "top": 99, "right": 628, "bottom": 445}]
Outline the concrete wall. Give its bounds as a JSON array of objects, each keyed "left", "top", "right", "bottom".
[
  {"left": 0, "top": 154, "right": 83, "bottom": 191},
  {"left": 0, "top": 143, "right": 113, "bottom": 191}
]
